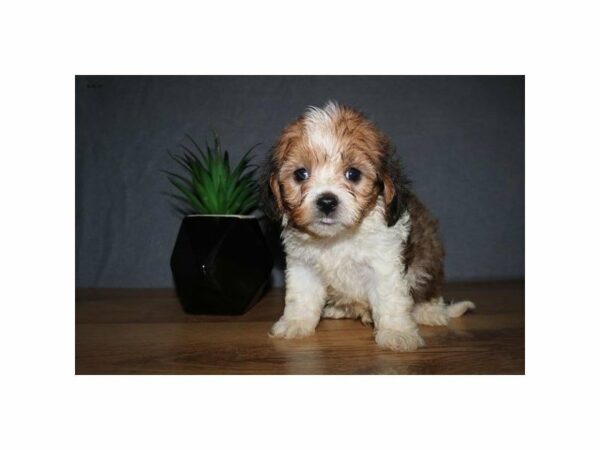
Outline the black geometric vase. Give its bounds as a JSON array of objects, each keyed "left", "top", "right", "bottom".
[{"left": 170, "top": 215, "right": 274, "bottom": 315}]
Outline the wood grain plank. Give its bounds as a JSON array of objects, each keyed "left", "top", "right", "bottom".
[{"left": 76, "top": 282, "right": 524, "bottom": 375}]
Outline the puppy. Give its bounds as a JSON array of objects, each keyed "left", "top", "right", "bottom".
[{"left": 262, "top": 102, "right": 474, "bottom": 351}]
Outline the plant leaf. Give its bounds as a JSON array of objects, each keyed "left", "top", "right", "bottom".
[
  {"left": 165, "top": 134, "right": 260, "bottom": 215},
  {"left": 168, "top": 177, "right": 206, "bottom": 213}
]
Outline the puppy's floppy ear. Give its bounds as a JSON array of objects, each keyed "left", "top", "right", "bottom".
[
  {"left": 261, "top": 118, "right": 303, "bottom": 221},
  {"left": 380, "top": 146, "right": 411, "bottom": 227},
  {"left": 260, "top": 148, "right": 284, "bottom": 220}
]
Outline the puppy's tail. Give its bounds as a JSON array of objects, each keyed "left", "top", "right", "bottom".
[{"left": 412, "top": 297, "right": 476, "bottom": 326}]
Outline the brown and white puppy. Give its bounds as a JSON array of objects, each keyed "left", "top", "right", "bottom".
[{"left": 262, "top": 102, "right": 474, "bottom": 351}]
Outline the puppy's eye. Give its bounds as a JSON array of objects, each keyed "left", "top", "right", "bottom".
[
  {"left": 294, "top": 168, "right": 309, "bottom": 182},
  {"left": 345, "top": 167, "right": 362, "bottom": 182}
]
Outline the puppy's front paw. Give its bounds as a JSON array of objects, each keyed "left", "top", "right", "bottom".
[
  {"left": 375, "top": 328, "right": 425, "bottom": 352},
  {"left": 269, "top": 317, "right": 317, "bottom": 339}
]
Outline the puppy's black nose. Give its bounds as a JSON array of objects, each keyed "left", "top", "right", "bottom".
[{"left": 316, "top": 193, "right": 339, "bottom": 214}]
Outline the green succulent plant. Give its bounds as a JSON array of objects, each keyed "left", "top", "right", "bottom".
[{"left": 165, "top": 132, "right": 260, "bottom": 215}]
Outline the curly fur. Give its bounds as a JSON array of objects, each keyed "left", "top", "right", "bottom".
[{"left": 262, "top": 101, "right": 475, "bottom": 351}]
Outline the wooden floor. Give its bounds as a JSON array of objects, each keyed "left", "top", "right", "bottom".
[{"left": 76, "top": 282, "right": 524, "bottom": 375}]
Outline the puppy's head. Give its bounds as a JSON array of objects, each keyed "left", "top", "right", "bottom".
[{"left": 262, "top": 102, "right": 409, "bottom": 237}]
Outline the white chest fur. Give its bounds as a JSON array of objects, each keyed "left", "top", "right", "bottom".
[{"left": 282, "top": 201, "right": 411, "bottom": 302}]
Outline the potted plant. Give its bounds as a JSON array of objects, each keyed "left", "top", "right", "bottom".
[{"left": 165, "top": 133, "right": 273, "bottom": 315}]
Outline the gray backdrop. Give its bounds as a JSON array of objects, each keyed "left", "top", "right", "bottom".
[{"left": 76, "top": 76, "right": 524, "bottom": 288}]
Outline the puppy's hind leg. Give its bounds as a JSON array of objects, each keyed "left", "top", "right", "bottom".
[
  {"left": 412, "top": 297, "right": 476, "bottom": 326},
  {"left": 322, "top": 303, "right": 373, "bottom": 326}
]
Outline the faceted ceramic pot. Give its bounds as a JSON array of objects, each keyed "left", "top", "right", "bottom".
[{"left": 170, "top": 215, "right": 273, "bottom": 315}]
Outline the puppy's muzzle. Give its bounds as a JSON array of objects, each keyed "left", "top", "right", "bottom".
[{"left": 316, "top": 193, "right": 339, "bottom": 215}]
